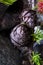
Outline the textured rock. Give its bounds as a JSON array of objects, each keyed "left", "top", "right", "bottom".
[
  {"left": 0, "top": 13, "right": 21, "bottom": 31},
  {"left": 0, "top": 35, "right": 21, "bottom": 65},
  {"left": 6, "top": 0, "right": 23, "bottom": 13},
  {"left": 22, "top": 0, "right": 29, "bottom": 9},
  {"left": 10, "top": 24, "right": 33, "bottom": 47},
  {"left": 20, "top": 10, "right": 37, "bottom": 29},
  {"left": 0, "top": 0, "right": 30, "bottom": 31},
  {"left": 0, "top": 3, "right": 8, "bottom": 19},
  {"left": 33, "top": 40, "right": 43, "bottom": 59},
  {"left": 0, "top": 0, "right": 24, "bottom": 31}
]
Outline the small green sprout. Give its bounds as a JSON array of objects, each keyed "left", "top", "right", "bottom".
[
  {"left": 0, "top": 0, "right": 17, "bottom": 5},
  {"left": 32, "top": 26, "right": 43, "bottom": 44},
  {"left": 31, "top": 52, "right": 41, "bottom": 65}
]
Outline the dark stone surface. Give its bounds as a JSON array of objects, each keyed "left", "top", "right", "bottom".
[
  {"left": 0, "top": 0, "right": 35, "bottom": 65},
  {"left": 22, "top": 0, "right": 29, "bottom": 9},
  {"left": 0, "top": 0, "right": 30, "bottom": 31},
  {"left": 0, "top": 35, "right": 21, "bottom": 65},
  {"left": 20, "top": 10, "right": 37, "bottom": 29},
  {"left": 10, "top": 24, "right": 33, "bottom": 47},
  {"left": 0, "top": 12, "right": 21, "bottom": 31},
  {"left": 0, "top": 0, "right": 24, "bottom": 31},
  {"left": 20, "top": 47, "right": 32, "bottom": 65},
  {"left": 33, "top": 40, "right": 43, "bottom": 59},
  {"left": 0, "top": 3, "right": 8, "bottom": 19},
  {"left": 6, "top": 0, "right": 23, "bottom": 13}
]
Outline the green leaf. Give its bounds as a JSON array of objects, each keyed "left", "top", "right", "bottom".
[
  {"left": 32, "top": 26, "right": 43, "bottom": 44},
  {"left": 32, "top": 52, "right": 41, "bottom": 65},
  {"left": 0, "top": 0, "right": 17, "bottom": 5}
]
